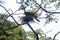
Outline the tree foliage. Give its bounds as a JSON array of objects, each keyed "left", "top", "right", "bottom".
[{"left": 0, "top": 14, "right": 27, "bottom": 40}]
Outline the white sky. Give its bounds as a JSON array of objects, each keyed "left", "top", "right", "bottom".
[{"left": 0, "top": 0, "right": 60, "bottom": 40}]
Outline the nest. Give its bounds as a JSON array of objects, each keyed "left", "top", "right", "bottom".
[{"left": 20, "top": 12, "right": 39, "bottom": 23}]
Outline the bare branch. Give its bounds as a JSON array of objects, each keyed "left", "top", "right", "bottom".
[
  {"left": 53, "top": 31, "right": 60, "bottom": 40},
  {"left": 0, "top": 5, "right": 19, "bottom": 26},
  {"left": 34, "top": 0, "right": 60, "bottom": 14}
]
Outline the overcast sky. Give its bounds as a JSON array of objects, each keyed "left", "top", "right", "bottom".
[{"left": 0, "top": 0, "right": 60, "bottom": 40}]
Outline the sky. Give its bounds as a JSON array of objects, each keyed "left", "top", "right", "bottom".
[{"left": 0, "top": 0, "right": 60, "bottom": 40}]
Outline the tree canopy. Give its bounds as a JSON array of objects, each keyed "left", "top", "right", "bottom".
[{"left": 0, "top": 0, "right": 60, "bottom": 40}]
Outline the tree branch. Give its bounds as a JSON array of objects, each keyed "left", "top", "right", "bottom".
[
  {"left": 53, "top": 31, "right": 60, "bottom": 40},
  {"left": 34, "top": 0, "right": 60, "bottom": 14},
  {"left": 4, "top": 23, "right": 26, "bottom": 31},
  {"left": 27, "top": 22, "right": 39, "bottom": 40},
  {"left": 0, "top": 5, "right": 19, "bottom": 26}
]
